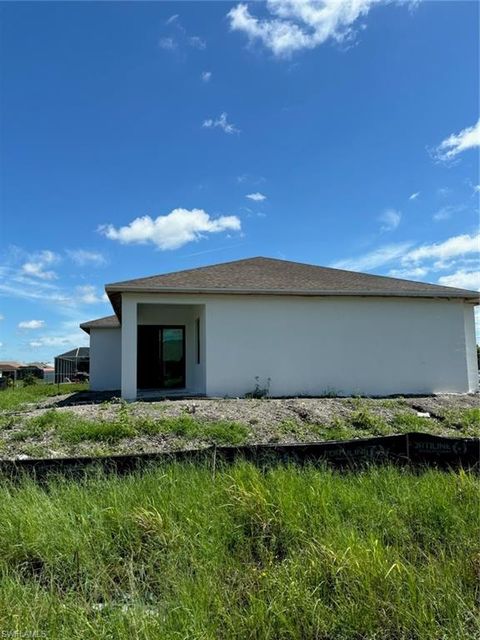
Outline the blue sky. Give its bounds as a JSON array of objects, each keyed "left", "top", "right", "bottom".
[{"left": 0, "top": 0, "right": 479, "bottom": 363}]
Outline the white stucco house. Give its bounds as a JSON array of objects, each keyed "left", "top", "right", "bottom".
[{"left": 80, "top": 257, "right": 478, "bottom": 399}]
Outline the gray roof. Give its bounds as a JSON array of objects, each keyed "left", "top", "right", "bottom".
[
  {"left": 80, "top": 315, "right": 120, "bottom": 333},
  {"left": 80, "top": 257, "right": 478, "bottom": 328},
  {"left": 105, "top": 257, "right": 478, "bottom": 299},
  {"left": 55, "top": 347, "right": 90, "bottom": 359}
]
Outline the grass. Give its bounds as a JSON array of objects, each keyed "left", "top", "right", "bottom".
[
  {"left": 0, "top": 382, "right": 88, "bottom": 411},
  {"left": 0, "top": 462, "right": 477, "bottom": 639},
  {"left": 15, "top": 406, "right": 250, "bottom": 447}
]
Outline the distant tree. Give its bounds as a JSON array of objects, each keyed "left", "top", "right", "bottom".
[{"left": 22, "top": 373, "right": 37, "bottom": 387}]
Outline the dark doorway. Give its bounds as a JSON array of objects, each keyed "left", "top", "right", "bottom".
[{"left": 137, "top": 326, "right": 185, "bottom": 390}]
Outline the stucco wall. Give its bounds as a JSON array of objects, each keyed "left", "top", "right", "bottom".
[
  {"left": 203, "top": 295, "right": 477, "bottom": 397},
  {"left": 89, "top": 328, "right": 121, "bottom": 391},
  {"left": 117, "top": 292, "right": 477, "bottom": 398}
]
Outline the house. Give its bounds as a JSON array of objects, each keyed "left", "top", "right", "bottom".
[
  {"left": 18, "top": 362, "right": 55, "bottom": 383},
  {"left": 0, "top": 361, "right": 23, "bottom": 385},
  {"left": 54, "top": 347, "right": 90, "bottom": 383},
  {"left": 80, "top": 257, "right": 479, "bottom": 399}
]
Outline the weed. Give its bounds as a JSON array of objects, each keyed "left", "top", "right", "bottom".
[
  {"left": 245, "top": 376, "right": 271, "bottom": 399},
  {"left": 0, "top": 464, "right": 476, "bottom": 639},
  {"left": 0, "top": 383, "right": 88, "bottom": 411}
]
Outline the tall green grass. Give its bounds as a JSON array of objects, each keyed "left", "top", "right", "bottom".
[
  {"left": 0, "top": 383, "right": 88, "bottom": 411},
  {"left": 0, "top": 463, "right": 477, "bottom": 639}
]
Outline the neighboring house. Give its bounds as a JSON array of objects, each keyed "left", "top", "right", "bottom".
[
  {"left": 54, "top": 347, "right": 90, "bottom": 383},
  {"left": 0, "top": 361, "right": 23, "bottom": 384},
  {"left": 80, "top": 257, "right": 479, "bottom": 399},
  {"left": 18, "top": 362, "right": 55, "bottom": 382}
]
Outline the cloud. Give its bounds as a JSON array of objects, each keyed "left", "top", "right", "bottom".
[
  {"left": 379, "top": 208, "right": 401, "bottom": 232},
  {"left": 29, "top": 332, "right": 88, "bottom": 349},
  {"left": 227, "top": 0, "right": 411, "bottom": 58},
  {"left": 0, "top": 248, "right": 108, "bottom": 312},
  {"left": 431, "top": 119, "right": 480, "bottom": 163},
  {"left": 202, "top": 112, "right": 240, "bottom": 134},
  {"left": 18, "top": 320, "right": 45, "bottom": 330},
  {"left": 21, "top": 250, "right": 59, "bottom": 281},
  {"left": 159, "top": 15, "right": 206, "bottom": 52},
  {"left": 473, "top": 184, "right": 480, "bottom": 194},
  {"left": 402, "top": 232, "right": 480, "bottom": 264},
  {"left": 332, "top": 232, "right": 480, "bottom": 275},
  {"left": 437, "top": 269, "right": 480, "bottom": 291},
  {"left": 158, "top": 37, "right": 177, "bottom": 50},
  {"left": 246, "top": 192, "right": 267, "bottom": 202},
  {"left": 66, "top": 249, "right": 106, "bottom": 266},
  {"left": 75, "top": 285, "right": 108, "bottom": 305},
  {"left": 201, "top": 71, "right": 212, "bottom": 82},
  {"left": 388, "top": 267, "right": 428, "bottom": 279},
  {"left": 189, "top": 36, "right": 206, "bottom": 50},
  {"left": 100, "top": 208, "right": 241, "bottom": 251},
  {"left": 332, "top": 242, "right": 413, "bottom": 272},
  {"left": 0, "top": 314, "right": 3, "bottom": 321},
  {"left": 432, "top": 204, "right": 466, "bottom": 222},
  {"left": 409, "top": 192, "right": 420, "bottom": 200}
]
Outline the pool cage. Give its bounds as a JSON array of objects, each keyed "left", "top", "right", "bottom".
[{"left": 54, "top": 347, "right": 90, "bottom": 383}]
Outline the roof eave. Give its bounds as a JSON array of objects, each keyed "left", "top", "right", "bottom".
[{"left": 105, "top": 286, "right": 479, "bottom": 302}]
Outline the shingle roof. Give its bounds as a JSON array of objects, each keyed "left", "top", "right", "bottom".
[
  {"left": 105, "top": 257, "right": 479, "bottom": 300},
  {"left": 80, "top": 315, "right": 120, "bottom": 333}
]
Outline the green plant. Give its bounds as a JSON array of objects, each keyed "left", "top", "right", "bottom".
[
  {"left": 348, "top": 407, "right": 388, "bottom": 435},
  {"left": 0, "top": 383, "right": 88, "bottom": 411},
  {"left": 0, "top": 464, "right": 476, "bottom": 639},
  {"left": 21, "top": 374, "right": 37, "bottom": 387},
  {"left": 245, "top": 376, "right": 271, "bottom": 399}
]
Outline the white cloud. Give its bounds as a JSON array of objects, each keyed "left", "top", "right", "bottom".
[
  {"left": 388, "top": 267, "right": 428, "bottom": 279},
  {"left": 201, "top": 71, "right": 212, "bottom": 83},
  {"left": 432, "top": 119, "right": 480, "bottom": 163},
  {"left": 332, "top": 232, "right": 480, "bottom": 276},
  {"left": 100, "top": 208, "right": 241, "bottom": 251},
  {"left": 379, "top": 208, "right": 401, "bottom": 232},
  {"left": 438, "top": 270, "right": 480, "bottom": 291},
  {"left": 227, "top": 0, "right": 411, "bottom": 58},
  {"left": 332, "top": 242, "right": 413, "bottom": 272},
  {"left": 402, "top": 232, "right": 480, "bottom": 264},
  {"left": 0, "top": 314, "right": 3, "bottom": 321},
  {"left": 21, "top": 250, "right": 59, "bottom": 281},
  {"left": 409, "top": 192, "right": 420, "bottom": 200},
  {"left": 66, "top": 249, "right": 106, "bottom": 266},
  {"left": 159, "top": 37, "right": 177, "bottom": 50},
  {"left": 160, "top": 15, "right": 206, "bottom": 52},
  {"left": 18, "top": 320, "right": 45, "bottom": 330},
  {"left": 473, "top": 184, "right": 480, "bottom": 194},
  {"left": 75, "top": 285, "right": 107, "bottom": 305},
  {"left": 432, "top": 204, "right": 466, "bottom": 222},
  {"left": 246, "top": 192, "right": 267, "bottom": 202},
  {"left": 203, "top": 112, "right": 240, "bottom": 134},
  {"left": 189, "top": 36, "right": 206, "bottom": 50},
  {"left": 29, "top": 332, "right": 88, "bottom": 349}
]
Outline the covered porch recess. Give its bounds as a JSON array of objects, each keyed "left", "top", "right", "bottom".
[{"left": 121, "top": 297, "right": 206, "bottom": 400}]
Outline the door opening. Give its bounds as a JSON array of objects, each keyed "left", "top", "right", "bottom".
[{"left": 137, "top": 325, "right": 185, "bottom": 389}]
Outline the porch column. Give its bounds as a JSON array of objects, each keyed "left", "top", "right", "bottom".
[{"left": 121, "top": 295, "right": 137, "bottom": 400}]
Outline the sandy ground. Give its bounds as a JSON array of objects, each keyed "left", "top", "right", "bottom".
[
  {"left": 1, "top": 391, "right": 477, "bottom": 459},
  {"left": 15, "top": 391, "right": 480, "bottom": 427}
]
